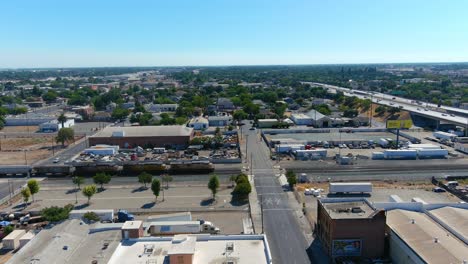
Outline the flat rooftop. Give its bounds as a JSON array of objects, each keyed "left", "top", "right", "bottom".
[
  {"left": 429, "top": 206, "right": 468, "bottom": 241},
  {"left": 108, "top": 234, "right": 271, "bottom": 264},
  {"left": 386, "top": 209, "right": 468, "bottom": 264},
  {"left": 7, "top": 220, "right": 121, "bottom": 264},
  {"left": 322, "top": 200, "right": 376, "bottom": 219},
  {"left": 90, "top": 125, "right": 193, "bottom": 138}
]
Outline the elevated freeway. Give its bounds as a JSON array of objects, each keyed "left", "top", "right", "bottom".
[{"left": 308, "top": 82, "right": 468, "bottom": 128}]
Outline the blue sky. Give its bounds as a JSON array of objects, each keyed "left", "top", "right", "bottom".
[{"left": 1, "top": 0, "right": 467, "bottom": 67}]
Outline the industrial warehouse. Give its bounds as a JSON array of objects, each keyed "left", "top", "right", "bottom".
[{"left": 88, "top": 125, "right": 195, "bottom": 149}]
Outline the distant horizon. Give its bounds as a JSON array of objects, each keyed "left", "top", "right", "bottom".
[{"left": 1, "top": 61, "right": 468, "bottom": 71}]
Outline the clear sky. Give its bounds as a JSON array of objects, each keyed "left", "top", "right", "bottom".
[{"left": 1, "top": 0, "right": 467, "bottom": 68}]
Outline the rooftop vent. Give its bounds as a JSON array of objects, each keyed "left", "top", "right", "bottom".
[
  {"left": 226, "top": 242, "right": 234, "bottom": 252},
  {"left": 434, "top": 237, "right": 439, "bottom": 243},
  {"left": 411, "top": 219, "right": 415, "bottom": 224},
  {"left": 351, "top": 207, "right": 363, "bottom": 213}
]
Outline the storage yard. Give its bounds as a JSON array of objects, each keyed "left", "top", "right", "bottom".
[{"left": 264, "top": 128, "right": 467, "bottom": 162}]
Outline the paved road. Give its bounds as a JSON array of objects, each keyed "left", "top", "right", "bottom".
[
  {"left": 0, "top": 179, "right": 28, "bottom": 202},
  {"left": 245, "top": 127, "right": 312, "bottom": 263},
  {"left": 36, "top": 139, "right": 87, "bottom": 166}
]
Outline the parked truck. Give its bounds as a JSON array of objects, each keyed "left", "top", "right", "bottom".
[
  {"left": 147, "top": 220, "right": 220, "bottom": 235},
  {"left": 117, "top": 209, "right": 135, "bottom": 222},
  {"left": 329, "top": 182, "right": 372, "bottom": 195}
]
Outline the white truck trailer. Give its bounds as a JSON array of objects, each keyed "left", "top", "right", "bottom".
[
  {"left": 69, "top": 209, "right": 114, "bottom": 222},
  {"left": 329, "top": 182, "right": 372, "bottom": 194},
  {"left": 433, "top": 131, "right": 457, "bottom": 141}
]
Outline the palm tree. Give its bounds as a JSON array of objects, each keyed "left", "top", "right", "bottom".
[{"left": 58, "top": 113, "right": 67, "bottom": 128}]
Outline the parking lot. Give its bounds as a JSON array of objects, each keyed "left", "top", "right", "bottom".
[{"left": 6, "top": 184, "right": 247, "bottom": 212}]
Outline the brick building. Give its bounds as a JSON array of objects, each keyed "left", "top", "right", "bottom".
[
  {"left": 316, "top": 198, "right": 386, "bottom": 259},
  {"left": 88, "top": 126, "right": 194, "bottom": 149}
]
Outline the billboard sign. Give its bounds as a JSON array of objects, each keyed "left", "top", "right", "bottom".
[
  {"left": 386, "top": 119, "right": 412, "bottom": 129},
  {"left": 332, "top": 239, "right": 362, "bottom": 256}
]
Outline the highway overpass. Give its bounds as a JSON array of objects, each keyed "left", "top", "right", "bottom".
[{"left": 308, "top": 82, "right": 468, "bottom": 128}]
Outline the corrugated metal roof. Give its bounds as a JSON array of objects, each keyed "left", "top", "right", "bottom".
[{"left": 90, "top": 126, "right": 193, "bottom": 138}]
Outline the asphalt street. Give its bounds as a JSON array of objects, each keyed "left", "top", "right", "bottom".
[
  {"left": 245, "top": 127, "right": 312, "bottom": 263},
  {"left": 0, "top": 179, "right": 28, "bottom": 202}
]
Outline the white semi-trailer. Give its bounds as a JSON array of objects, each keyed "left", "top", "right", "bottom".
[
  {"left": 329, "top": 182, "right": 372, "bottom": 194},
  {"left": 433, "top": 131, "right": 457, "bottom": 141}
]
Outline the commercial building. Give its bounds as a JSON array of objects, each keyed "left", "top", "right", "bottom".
[
  {"left": 108, "top": 233, "right": 272, "bottom": 264},
  {"left": 305, "top": 109, "right": 332, "bottom": 127},
  {"left": 145, "top": 103, "right": 179, "bottom": 113},
  {"left": 384, "top": 203, "right": 468, "bottom": 264},
  {"left": 208, "top": 115, "right": 232, "bottom": 126},
  {"left": 290, "top": 113, "right": 313, "bottom": 126},
  {"left": 316, "top": 198, "right": 386, "bottom": 259},
  {"left": 88, "top": 126, "right": 194, "bottom": 148},
  {"left": 38, "top": 119, "right": 75, "bottom": 132},
  {"left": 188, "top": 117, "right": 209, "bottom": 130}
]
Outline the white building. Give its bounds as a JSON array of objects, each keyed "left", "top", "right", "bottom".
[
  {"left": 208, "top": 115, "right": 232, "bottom": 126},
  {"left": 188, "top": 117, "right": 209, "bottom": 130},
  {"left": 290, "top": 113, "right": 313, "bottom": 126},
  {"left": 108, "top": 234, "right": 272, "bottom": 264},
  {"left": 39, "top": 119, "right": 75, "bottom": 132}
]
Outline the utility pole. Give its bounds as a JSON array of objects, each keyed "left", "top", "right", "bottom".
[
  {"left": 245, "top": 135, "right": 249, "bottom": 162},
  {"left": 250, "top": 152, "right": 253, "bottom": 176},
  {"left": 24, "top": 150, "right": 27, "bottom": 165}
]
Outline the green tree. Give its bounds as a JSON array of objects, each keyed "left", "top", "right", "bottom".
[
  {"left": 233, "top": 182, "right": 252, "bottom": 201},
  {"left": 42, "top": 90, "right": 58, "bottom": 102},
  {"left": 93, "top": 173, "right": 111, "bottom": 190},
  {"left": 83, "top": 211, "right": 100, "bottom": 222},
  {"left": 21, "top": 187, "right": 31, "bottom": 206},
  {"left": 111, "top": 106, "right": 130, "bottom": 120},
  {"left": 4, "top": 225, "right": 14, "bottom": 236},
  {"left": 343, "top": 109, "right": 358, "bottom": 118},
  {"left": 286, "top": 170, "right": 297, "bottom": 189},
  {"left": 41, "top": 204, "right": 74, "bottom": 222},
  {"left": 151, "top": 179, "right": 161, "bottom": 202},
  {"left": 57, "top": 113, "right": 67, "bottom": 128},
  {"left": 56, "top": 127, "right": 74, "bottom": 146},
  {"left": 233, "top": 110, "right": 248, "bottom": 121},
  {"left": 162, "top": 174, "right": 173, "bottom": 189},
  {"left": 82, "top": 185, "right": 97, "bottom": 204},
  {"left": 138, "top": 172, "right": 152, "bottom": 188},
  {"left": 27, "top": 179, "right": 40, "bottom": 202},
  {"left": 208, "top": 174, "right": 220, "bottom": 200},
  {"left": 375, "top": 105, "right": 386, "bottom": 115},
  {"left": 72, "top": 176, "right": 85, "bottom": 190},
  {"left": 388, "top": 107, "right": 401, "bottom": 115}
]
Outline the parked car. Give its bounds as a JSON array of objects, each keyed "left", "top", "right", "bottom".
[
  {"left": 432, "top": 187, "right": 446, "bottom": 193},
  {"left": 53, "top": 158, "right": 60, "bottom": 163}
]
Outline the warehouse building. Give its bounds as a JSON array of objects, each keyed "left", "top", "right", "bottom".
[
  {"left": 316, "top": 198, "right": 386, "bottom": 259},
  {"left": 88, "top": 126, "right": 194, "bottom": 149}
]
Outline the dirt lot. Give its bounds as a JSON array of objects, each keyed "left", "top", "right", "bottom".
[
  {"left": 0, "top": 134, "right": 79, "bottom": 165},
  {"left": 0, "top": 126, "right": 39, "bottom": 133},
  {"left": 0, "top": 137, "right": 55, "bottom": 165}
]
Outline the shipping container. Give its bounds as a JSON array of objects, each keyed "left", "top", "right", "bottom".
[
  {"left": 19, "top": 232, "right": 35, "bottom": 248},
  {"left": 383, "top": 149, "right": 417, "bottom": 160},
  {"left": 416, "top": 149, "right": 448, "bottom": 159},
  {"left": 3, "top": 230, "right": 26, "bottom": 250},
  {"left": 83, "top": 148, "right": 117, "bottom": 156},
  {"left": 371, "top": 152, "right": 385, "bottom": 160},
  {"left": 329, "top": 182, "right": 372, "bottom": 194},
  {"left": 407, "top": 144, "right": 441, "bottom": 150},
  {"left": 294, "top": 149, "right": 327, "bottom": 158}
]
